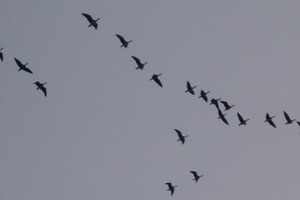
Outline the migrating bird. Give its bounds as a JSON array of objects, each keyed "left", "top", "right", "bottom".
[
  {"left": 115, "top": 34, "right": 132, "bottom": 48},
  {"left": 174, "top": 129, "right": 188, "bottom": 144},
  {"left": 217, "top": 109, "right": 229, "bottom": 125},
  {"left": 81, "top": 13, "right": 100, "bottom": 29},
  {"left": 210, "top": 98, "right": 221, "bottom": 109},
  {"left": 264, "top": 113, "right": 276, "bottom": 128},
  {"left": 198, "top": 90, "right": 210, "bottom": 102},
  {"left": 237, "top": 112, "right": 249, "bottom": 126},
  {"left": 0, "top": 47, "right": 3, "bottom": 61},
  {"left": 185, "top": 81, "right": 197, "bottom": 95},
  {"left": 165, "top": 182, "right": 177, "bottom": 196},
  {"left": 34, "top": 81, "right": 47, "bottom": 96},
  {"left": 150, "top": 74, "right": 163, "bottom": 87},
  {"left": 283, "top": 111, "right": 295, "bottom": 124},
  {"left": 220, "top": 100, "right": 235, "bottom": 111},
  {"left": 14, "top": 58, "right": 33, "bottom": 74},
  {"left": 131, "top": 56, "right": 147, "bottom": 70},
  {"left": 190, "top": 171, "right": 203, "bottom": 183}
]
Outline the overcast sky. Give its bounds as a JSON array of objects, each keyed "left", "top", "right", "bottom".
[{"left": 1, "top": 1, "right": 300, "bottom": 200}]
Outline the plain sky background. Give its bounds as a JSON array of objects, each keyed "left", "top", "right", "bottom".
[{"left": 1, "top": 1, "right": 300, "bottom": 200}]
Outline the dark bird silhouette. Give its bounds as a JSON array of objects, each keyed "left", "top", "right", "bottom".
[
  {"left": 174, "top": 129, "right": 188, "bottom": 144},
  {"left": 165, "top": 182, "right": 177, "bottom": 196},
  {"left": 210, "top": 98, "right": 221, "bottom": 109},
  {"left": 115, "top": 34, "right": 132, "bottom": 48},
  {"left": 131, "top": 56, "right": 147, "bottom": 70},
  {"left": 34, "top": 81, "right": 47, "bottom": 96},
  {"left": 150, "top": 74, "right": 163, "bottom": 87},
  {"left": 185, "top": 81, "right": 197, "bottom": 95},
  {"left": 264, "top": 113, "right": 276, "bottom": 128},
  {"left": 190, "top": 171, "right": 203, "bottom": 183},
  {"left": 297, "top": 121, "right": 300, "bottom": 126},
  {"left": 283, "top": 111, "right": 295, "bottom": 124},
  {"left": 198, "top": 90, "right": 210, "bottom": 102},
  {"left": 220, "top": 100, "right": 235, "bottom": 111},
  {"left": 0, "top": 47, "right": 3, "bottom": 61},
  {"left": 14, "top": 58, "right": 33, "bottom": 74},
  {"left": 217, "top": 109, "right": 229, "bottom": 125},
  {"left": 81, "top": 13, "right": 100, "bottom": 29},
  {"left": 237, "top": 112, "right": 249, "bottom": 126}
]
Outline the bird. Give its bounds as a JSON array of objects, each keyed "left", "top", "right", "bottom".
[
  {"left": 115, "top": 34, "right": 132, "bottom": 48},
  {"left": 237, "top": 112, "right": 249, "bottom": 126},
  {"left": 217, "top": 109, "right": 229, "bottom": 125},
  {"left": 34, "top": 81, "right": 47, "bottom": 96},
  {"left": 131, "top": 56, "right": 147, "bottom": 70},
  {"left": 220, "top": 100, "right": 235, "bottom": 111},
  {"left": 283, "top": 111, "right": 295, "bottom": 124},
  {"left": 198, "top": 90, "right": 210, "bottom": 102},
  {"left": 14, "top": 58, "right": 33, "bottom": 74},
  {"left": 185, "top": 81, "right": 197, "bottom": 95},
  {"left": 210, "top": 98, "right": 221, "bottom": 109},
  {"left": 150, "top": 74, "right": 163, "bottom": 87},
  {"left": 0, "top": 47, "right": 3, "bottom": 61},
  {"left": 264, "top": 113, "right": 276, "bottom": 128},
  {"left": 190, "top": 171, "right": 203, "bottom": 183},
  {"left": 165, "top": 182, "right": 177, "bottom": 196},
  {"left": 81, "top": 13, "right": 100, "bottom": 29},
  {"left": 174, "top": 129, "right": 188, "bottom": 144}
]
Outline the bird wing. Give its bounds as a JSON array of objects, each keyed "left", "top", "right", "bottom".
[
  {"left": 93, "top": 23, "right": 98, "bottom": 29},
  {"left": 237, "top": 113, "right": 243, "bottom": 122},
  {"left": 41, "top": 86, "right": 47, "bottom": 96},
  {"left": 283, "top": 111, "right": 291, "bottom": 122},
  {"left": 154, "top": 77, "right": 163, "bottom": 87},
  {"left": 268, "top": 119, "right": 276, "bottom": 128},
  {"left": 190, "top": 171, "right": 198, "bottom": 177},
  {"left": 0, "top": 52, "right": 3, "bottom": 61},
  {"left": 220, "top": 101, "right": 230, "bottom": 109},
  {"left": 187, "top": 81, "right": 191, "bottom": 89},
  {"left": 221, "top": 116, "right": 229, "bottom": 125},
  {"left": 82, "top": 13, "right": 94, "bottom": 23},
  {"left": 23, "top": 66, "right": 33, "bottom": 74},
  {"left": 174, "top": 129, "right": 182, "bottom": 137},
  {"left": 131, "top": 56, "right": 141, "bottom": 65},
  {"left": 14, "top": 58, "right": 22, "bottom": 67},
  {"left": 116, "top": 34, "right": 126, "bottom": 44}
]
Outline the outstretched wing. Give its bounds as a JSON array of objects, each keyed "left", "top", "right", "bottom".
[
  {"left": 154, "top": 77, "right": 163, "bottom": 87},
  {"left": 131, "top": 56, "right": 141, "bottom": 65},
  {"left": 82, "top": 13, "right": 94, "bottom": 23},
  {"left": 237, "top": 113, "right": 243, "bottom": 122},
  {"left": 14, "top": 58, "right": 22, "bottom": 67},
  {"left": 41, "top": 86, "right": 47, "bottom": 97},
  {"left": 283, "top": 111, "right": 291, "bottom": 122},
  {"left": 116, "top": 34, "right": 126, "bottom": 44},
  {"left": 268, "top": 119, "right": 276, "bottom": 128}
]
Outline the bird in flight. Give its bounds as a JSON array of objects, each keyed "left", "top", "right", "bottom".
[
  {"left": 150, "top": 74, "right": 163, "bottom": 87},
  {"left": 14, "top": 58, "right": 33, "bottom": 74},
  {"left": 210, "top": 98, "right": 221, "bottom": 109},
  {"left": 115, "top": 34, "right": 132, "bottom": 48},
  {"left": 185, "top": 81, "right": 197, "bottom": 95},
  {"left": 81, "top": 13, "right": 100, "bottom": 29},
  {"left": 237, "top": 112, "right": 249, "bottom": 126},
  {"left": 0, "top": 47, "right": 3, "bottom": 61},
  {"left": 264, "top": 113, "right": 276, "bottom": 128},
  {"left": 165, "top": 182, "right": 177, "bottom": 196},
  {"left": 217, "top": 109, "right": 229, "bottom": 125},
  {"left": 198, "top": 90, "right": 210, "bottom": 102},
  {"left": 131, "top": 56, "right": 147, "bottom": 70},
  {"left": 220, "top": 100, "right": 235, "bottom": 111},
  {"left": 174, "top": 129, "right": 188, "bottom": 144},
  {"left": 283, "top": 111, "right": 295, "bottom": 124},
  {"left": 34, "top": 81, "right": 47, "bottom": 96},
  {"left": 190, "top": 171, "right": 203, "bottom": 183}
]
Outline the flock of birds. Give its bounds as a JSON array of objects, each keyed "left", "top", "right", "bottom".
[
  {"left": 81, "top": 12, "right": 300, "bottom": 196},
  {"left": 2, "top": 11, "right": 298, "bottom": 197}
]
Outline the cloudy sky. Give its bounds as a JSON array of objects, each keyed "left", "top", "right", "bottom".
[{"left": 1, "top": 1, "right": 300, "bottom": 200}]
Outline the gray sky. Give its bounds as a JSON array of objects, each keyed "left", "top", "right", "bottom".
[{"left": 1, "top": 1, "right": 300, "bottom": 200}]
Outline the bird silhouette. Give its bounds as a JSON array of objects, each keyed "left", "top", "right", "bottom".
[
  {"left": 131, "top": 56, "right": 147, "bottom": 70},
  {"left": 283, "top": 111, "right": 295, "bottom": 124},
  {"left": 220, "top": 100, "right": 235, "bottom": 111},
  {"left": 150, "top": 74, "right": 163, "bottom": 87},
  {"left": 198, "top": 90, "right": 210, "bottom": 102},
  {"left": 210, "top": 98, "right": 221, "bottom": 109},
  {"left": 14, "top": 58, "right": 33, "bottom": 74},
  {"left": 237, "top": 112, "right": 249, "bottom": 126},
  {"left": 217, "top": 109, "right": 229, "bottom": 125},
  {"left": 165, "top": 182, "right": 177, "bottom": 195},
  {"left": 34, "top": 81, "right": 47, "bottom": 96},
  {"left": 115, "top": 34, "right": 132, "bottom": 48},
  {"left": 185, "top": 81, "right": 197, "bottom": 95},
  {"left": 81, "top": 13, "right": 100, "bottom": 29},
  {"left": 297, "top": 121, "right": 300, "bottom": 126},
  {"left": 0, "top": 47, "right": 3, "bottom": 61},
  {"left": 264, "top": 113, "right": 276, "bottom": 128},
  {"left": 174, "top": 129, "right": 188, "bottom": 144},
  {"left": 190, "top": 171, "right": 203, "bottom": 183}
]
